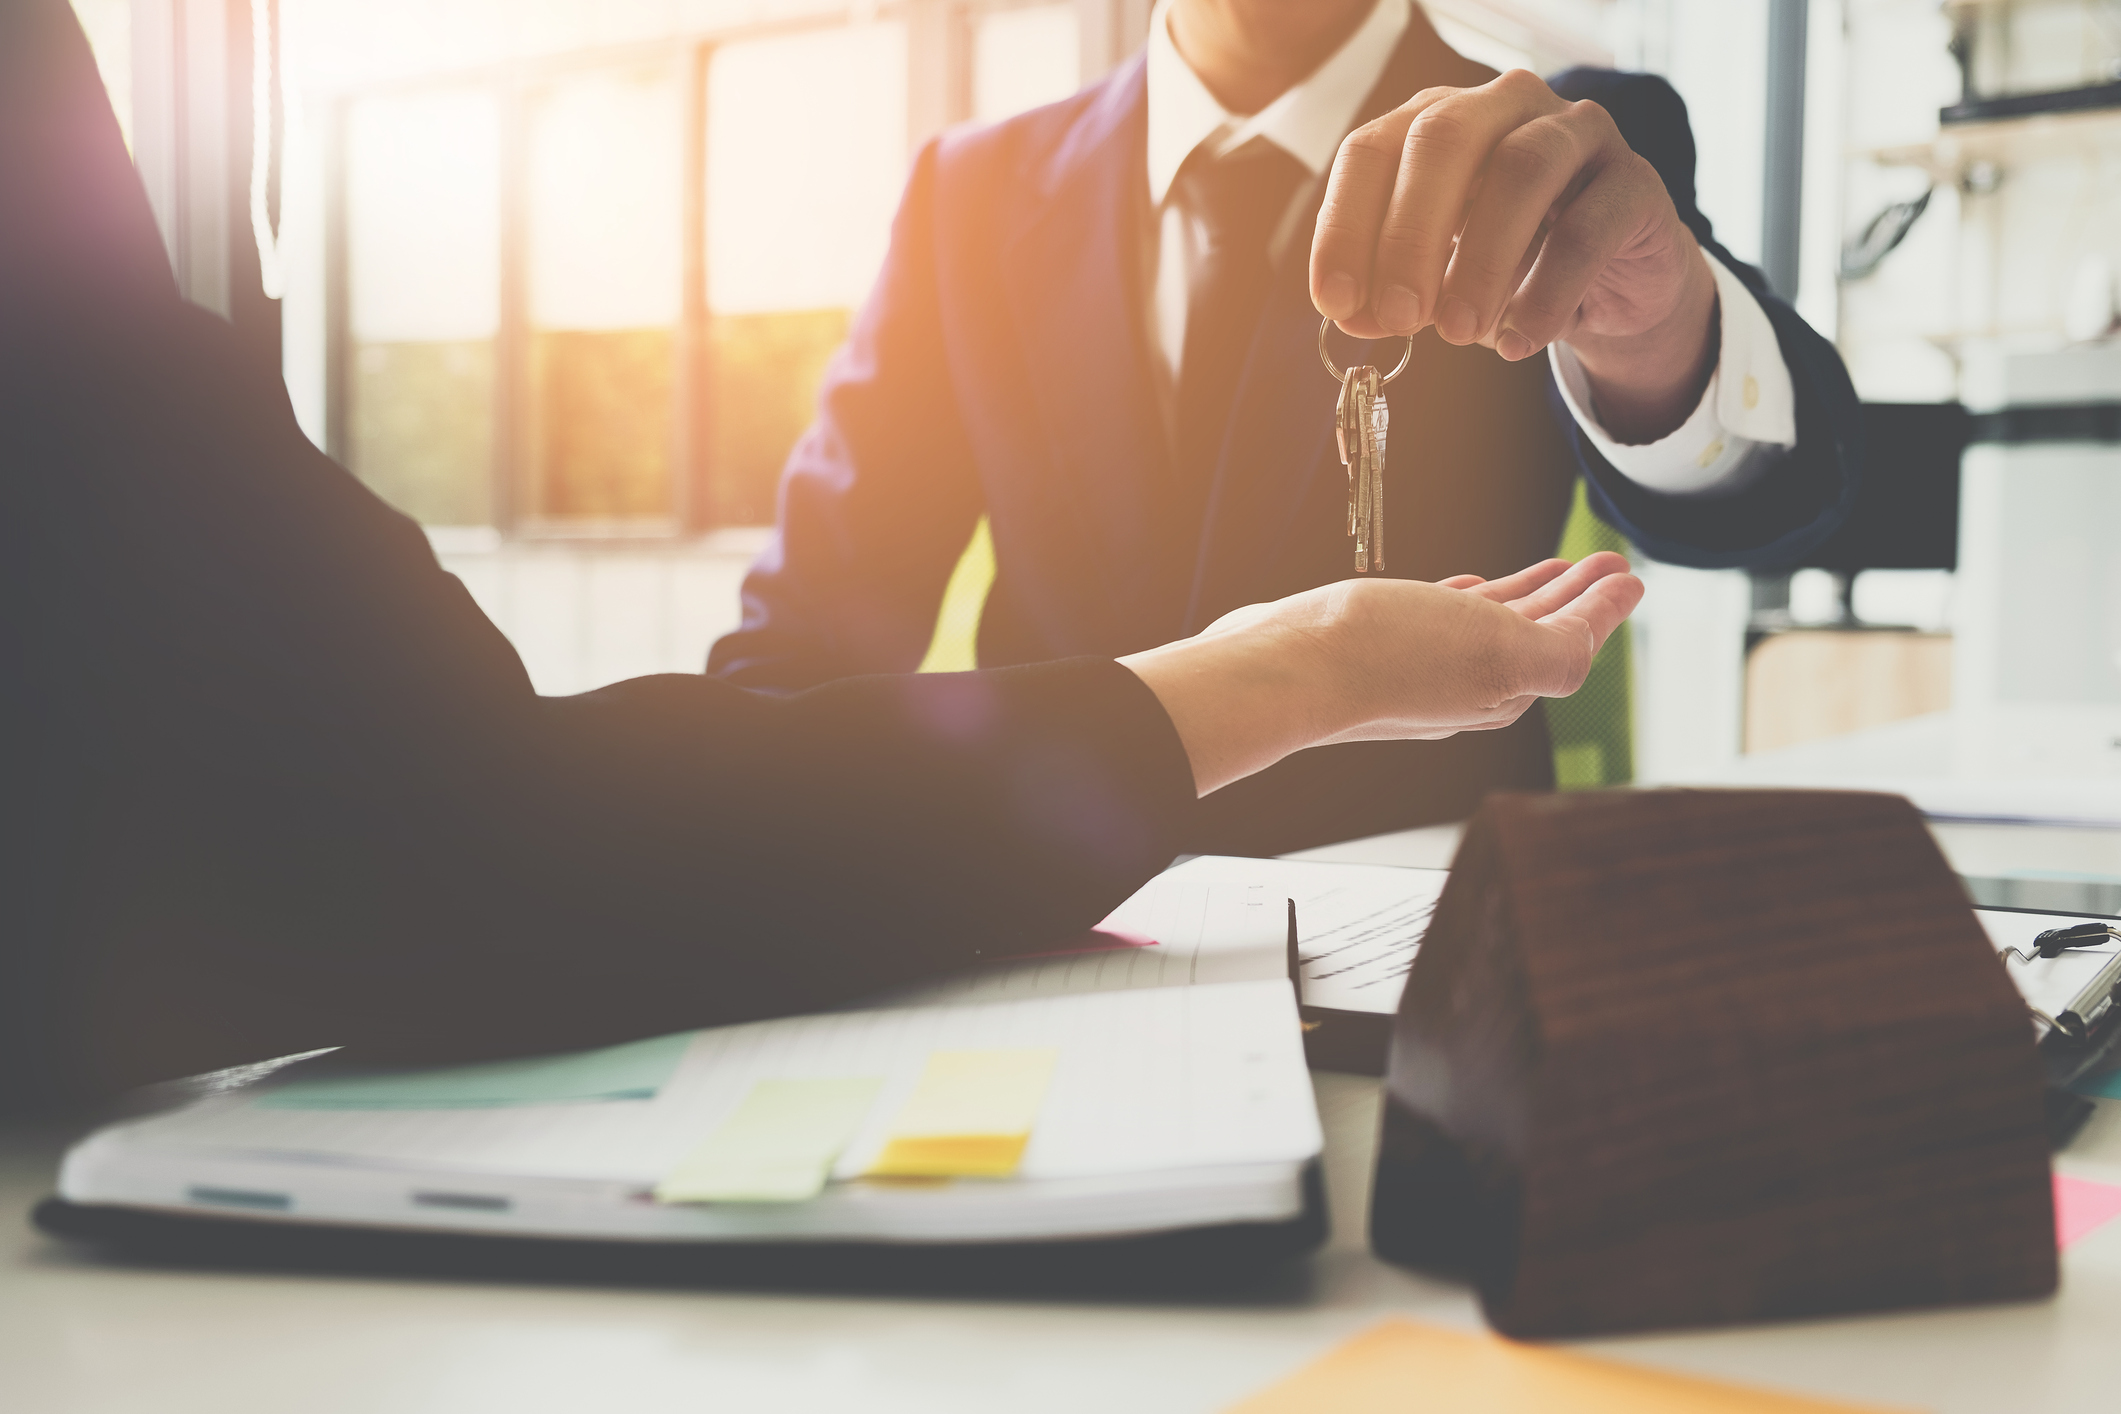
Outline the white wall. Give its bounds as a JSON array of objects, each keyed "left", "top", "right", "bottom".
[
  {"left": 1630, "top": 563, "right": 1753, "bottom": 782},
  {"left": 1657, "top": 0, "right": 1770, "bottom": 265},
  {"left": 431, "top": 530, "right": 763, "bottom": 696},
  {"left": 1616, "top": 0, "right": 1771, "bottom": 780}
]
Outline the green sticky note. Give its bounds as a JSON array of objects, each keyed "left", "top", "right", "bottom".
[
  {"left": 255, "top": 1031, "right": 695, "bottom": 1109},
  {"left": 656, "top": 1077, "right": 884, "bottom": 1204}
]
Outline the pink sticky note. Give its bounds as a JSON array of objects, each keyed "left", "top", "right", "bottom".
[{"left": 2054, "top": 1174, "right": 2121, "bottom": 1250}]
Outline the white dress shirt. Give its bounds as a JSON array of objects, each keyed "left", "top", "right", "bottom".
[{"left": 1142, "top": 0, "right": 1796, "bottom": 496}]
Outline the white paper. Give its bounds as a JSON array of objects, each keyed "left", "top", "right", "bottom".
[
  {"left": 1163, "top": 857, "right": 1446, "bottom": 1015},
  {"left": 871, "top": 879, "right": 1289, "bottom": 1008}
]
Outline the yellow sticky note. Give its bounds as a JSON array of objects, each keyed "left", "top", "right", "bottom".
[
  {"left": 1227, "top": 1321, "right": 1911, "bottom": 1414},
  {"left": 867, "top": 1049, "right": 1058, "bottom": 1178},
  {"left": 655, "top": 1077, "right": 882, "bottom": 1204}
]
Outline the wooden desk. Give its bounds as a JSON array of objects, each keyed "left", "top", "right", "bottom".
[{"left": 5, "top": 823, "right": 2119, "bottom": 1413}]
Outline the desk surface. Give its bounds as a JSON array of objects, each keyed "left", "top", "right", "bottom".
[{"left": 6, "top": 822, "right": 2121, "bottom": 1414}]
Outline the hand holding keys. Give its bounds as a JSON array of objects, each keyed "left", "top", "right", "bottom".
[{"left": 1319, "top": 320, "right": 1412, "bottom": 573}]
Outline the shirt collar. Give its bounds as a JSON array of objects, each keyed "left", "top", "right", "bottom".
[{"left": 1144, "top": 0, "right": 1410, "bottom": 207}]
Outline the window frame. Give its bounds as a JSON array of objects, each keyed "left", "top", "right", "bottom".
[{"left": 318, "top": 0, "right": 1096, "bottom": 541}]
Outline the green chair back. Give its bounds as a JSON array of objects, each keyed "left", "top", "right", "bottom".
[{"left": 1546, "top": 479, "right": 1634, "bottom": 788}]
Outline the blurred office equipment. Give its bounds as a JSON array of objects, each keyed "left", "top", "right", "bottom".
[
  {"left": 1839, "top": 184, "right": 1933, "bottom": 282},
  {"left": 1944, "top": 0, "right": 2121, "bottom": 124},
  {"left": 1707, "top": 0, "right": 2121, "bottom": 817},
  {"left": 1712, "top": 351, "right": 2121, "bottom": 824},
  {"left": 1843, "top": 1, "right": 2121, "bottom": 401},
  {"left": 1743, "top": 402, "right": 1967, "bottom": 753},
  {"left": 1811, "top": 402, "right": 1969, "bottom": 580},
  {"left": 1954, "top": 341, "right": 2121, "bottom": 778}
]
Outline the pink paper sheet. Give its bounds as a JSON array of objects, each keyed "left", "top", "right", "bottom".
[{"left": 2054, "top": 1174, "right": 2121, "bottom": 1250}]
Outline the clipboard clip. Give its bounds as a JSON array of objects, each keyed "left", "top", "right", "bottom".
[
  {"left": 1999, "top": 922, "right": 2121, "bottom": 966},
  {"left": 1994, "top": 922, "right": 2121, "bottom": 1150}
]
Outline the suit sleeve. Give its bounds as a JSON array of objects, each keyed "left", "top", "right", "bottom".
[
  {"left": 2, "top": 303, "right": 1198, "bottom": 1098},
  {"left": 0, "top": 0, "right": 1196, "bottom": 1106},
  {"left": 705, "top": 138, "right": 990, "bottom": 689},
  {"left": 1546, "top": 67, "right": 1862, "bottom": 569}
]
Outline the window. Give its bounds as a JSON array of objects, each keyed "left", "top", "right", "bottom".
[
  {"left": 289, "top": 0, "right": 1098, "bottom": 539},
  {"left": 523, "top": 63, "right": 686, "bottom": 529},
  {"left": 67, "top": 0, "right": 133, "bottom": 147},
  {"left": 705, "top": 22, "right": 908, "bottom": 527},
  {"left": 344, "top": 88, "right": 499, "bottom": 525},
  {"left": 974, "top": 5, "right": 1081, "bottom": 124}
]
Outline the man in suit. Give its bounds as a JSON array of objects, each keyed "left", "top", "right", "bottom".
[
  {"left": 0, "top": 0, "right": 1638, "bottom": 1113},
  {"left": 710, "top": 0, "right": 1860, "bottom": 856}
]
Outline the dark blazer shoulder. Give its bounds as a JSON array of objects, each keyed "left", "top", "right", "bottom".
[{"left": 1547, "top": 68, "right": 1702, "bottom": 235}]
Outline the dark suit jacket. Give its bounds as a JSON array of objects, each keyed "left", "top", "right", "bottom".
[
  {"left": 0, "top": 0, "right": 1198, "bottom": 1115},
  {"left": 709, "top": 13, "right": 1862, "bottom": 855}
]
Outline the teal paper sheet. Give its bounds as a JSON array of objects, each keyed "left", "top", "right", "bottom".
[
  {"left": 2073, "top": 1066, "right": 2121, "bottom": 1102},
  {"left": 255, "top": 1031, "right": 695, "bottom": 1109}
]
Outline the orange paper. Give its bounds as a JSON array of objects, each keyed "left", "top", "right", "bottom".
[{"left": 1227, "top": 1320, "right": 1910, "bottom": 1414}]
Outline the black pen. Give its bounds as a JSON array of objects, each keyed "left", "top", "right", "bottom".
[{"left": 1286, "top": 899, "right": 1320, "bottom": 1031}]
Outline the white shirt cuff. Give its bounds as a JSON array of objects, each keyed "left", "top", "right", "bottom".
[{"left": 1548, "top": 247, "right": 1798, "bottom": 497}]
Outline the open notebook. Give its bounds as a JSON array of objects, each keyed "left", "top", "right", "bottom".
[{"left": 45, "top": 871, "right": 1377, "bottom": 1261}]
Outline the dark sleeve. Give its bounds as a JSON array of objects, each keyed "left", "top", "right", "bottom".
[
  {"left": 1546, "top": 67, "right": 1863, "bottom": 569},
  {"left": 0, "top": 0, "right": 1196, "bottom": 1104},
  {"left": 705, "top": 137, "right": 989, "bottom": 689}
]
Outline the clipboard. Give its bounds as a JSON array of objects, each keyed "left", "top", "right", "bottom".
[{"left": 1986, "top": 912, "right": 2121, "bottom": 1145}]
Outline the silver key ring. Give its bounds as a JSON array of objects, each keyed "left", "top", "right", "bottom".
[{"left": 1317, "top": 317, "right": 1413, "bottom": 384}]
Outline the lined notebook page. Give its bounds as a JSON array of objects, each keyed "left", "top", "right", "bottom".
[{"left": 99, "top": 981, "right": 1319, "bottom": 1189}]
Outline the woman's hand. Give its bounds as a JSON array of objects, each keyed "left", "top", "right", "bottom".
[{"left": 1119, "top": 553, "right": 1642, "bottom": 796}]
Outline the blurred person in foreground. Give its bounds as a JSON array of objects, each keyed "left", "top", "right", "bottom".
[
  {"left": 0, "top": 0, "right": 1638, "bottom": 1115},
  {"left": 711, "top": 0, "right": 1859, "bottom": 854}
]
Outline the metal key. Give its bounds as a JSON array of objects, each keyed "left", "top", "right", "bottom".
[
  {"left": 1338, "top": 366, "right": 1384, "bottom": 571},
  {"left": 1319, "top": 320, "right": 1412, "bottom": 575}
]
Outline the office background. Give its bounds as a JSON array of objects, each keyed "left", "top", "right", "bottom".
[{"left": 61, "top": 0, "right": 2121, "bottom": 790}]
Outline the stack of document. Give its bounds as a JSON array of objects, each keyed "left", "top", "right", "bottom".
[
  {"left": 53, "top": 868, "right": 1402, "bottom": 1252},
  {"left": 1162, "top": 855, "right": 1445, "bottom": 1018}
]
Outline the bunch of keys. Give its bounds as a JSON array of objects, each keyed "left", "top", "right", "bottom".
[{"left": 1318, "top": 318, "right": 1413, "bottom": 574}]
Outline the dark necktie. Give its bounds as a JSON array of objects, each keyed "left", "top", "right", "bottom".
[{"left": 1170, "top": 141, "right": 1309, "bottom": 498}]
